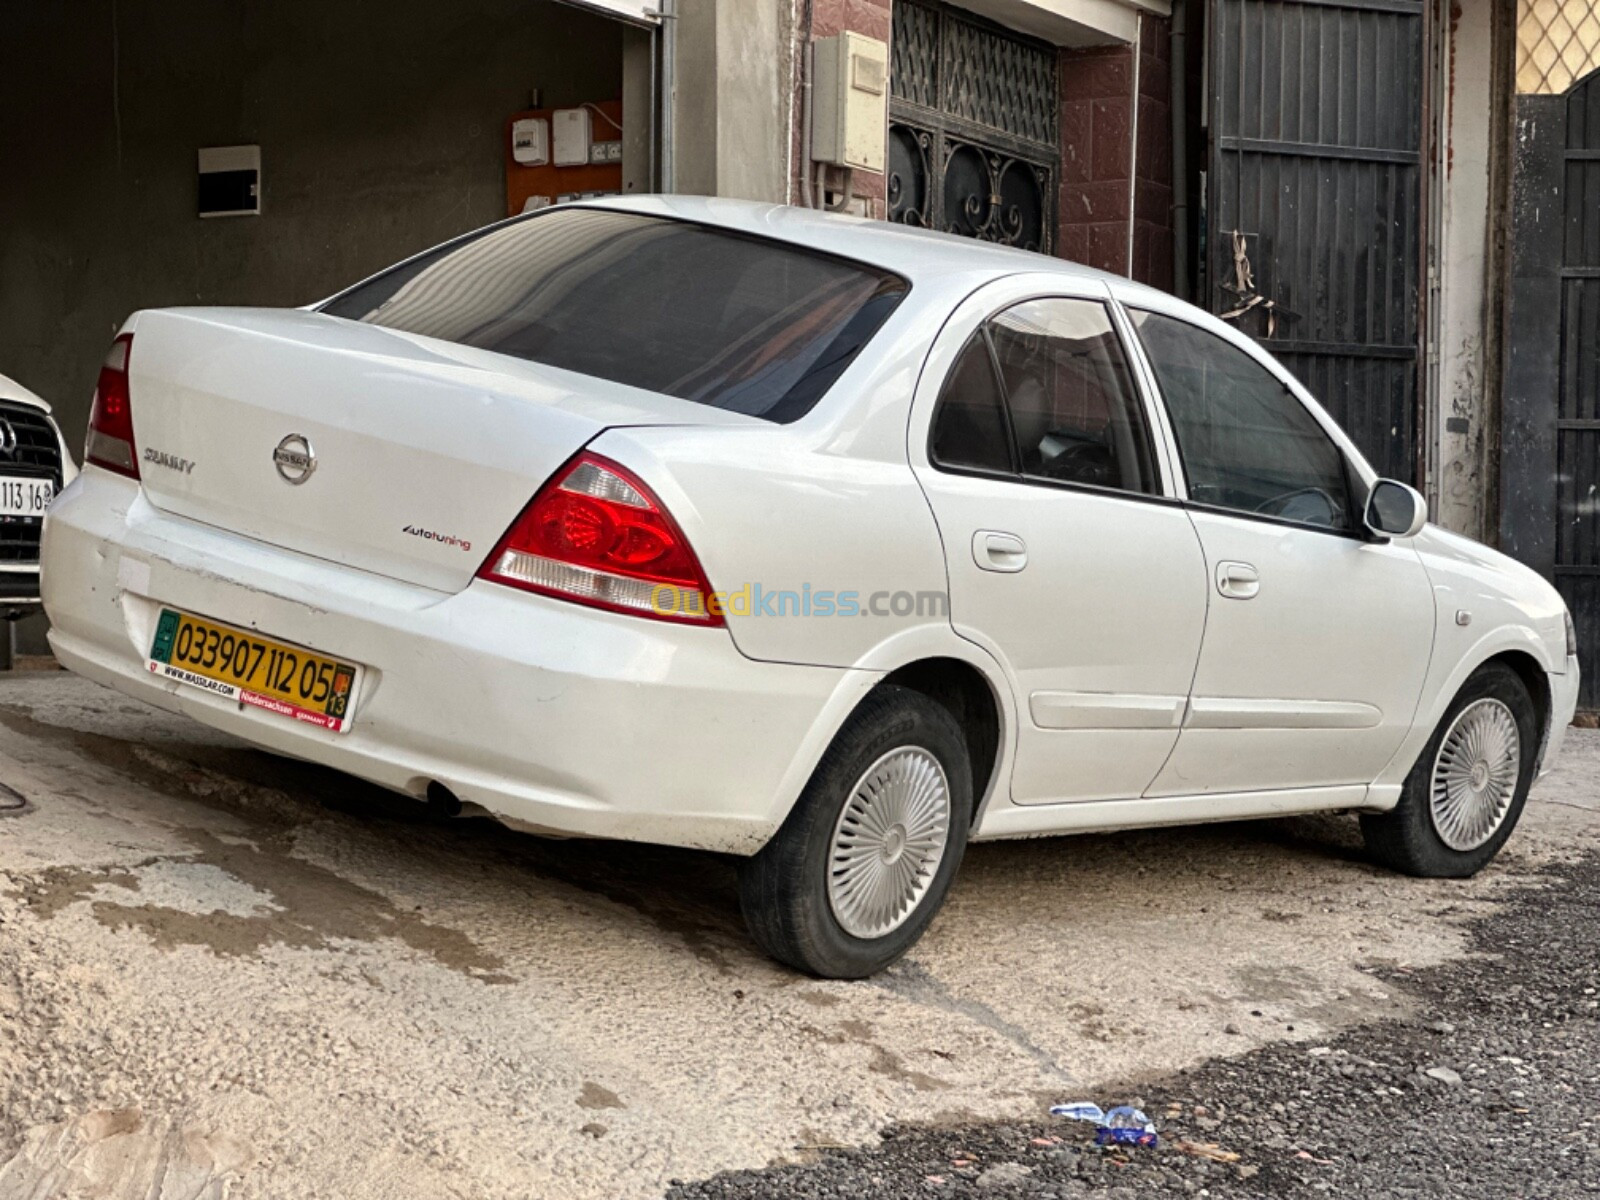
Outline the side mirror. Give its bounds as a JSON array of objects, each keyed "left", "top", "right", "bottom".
[{"left": 1364, "top": 479, "right": 1428, "bottom": 540}]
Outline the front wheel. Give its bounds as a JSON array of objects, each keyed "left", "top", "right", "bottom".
[
  {"left": 738, "top": 686, "right": 972, "bottom": 978},
  {"left": 1361, "top": 662, "right": 1539, "bottom": 878}
]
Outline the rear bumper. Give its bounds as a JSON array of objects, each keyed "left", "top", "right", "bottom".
[{"left": 42, "top": 469, "right": 864, "bottom": 853}]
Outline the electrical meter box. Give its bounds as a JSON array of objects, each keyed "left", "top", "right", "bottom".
[
  {"left": 811, "top": 32, "right": 888, "bottom": 173},
  {"left": 552, "top": 108, "right": 592, "bottom": 167},
  {"left": 504, "top": 100, "right": 623, "bottom": 217},
  {"left": 510, "top": 117, "right": 550, "bottom": 166}
]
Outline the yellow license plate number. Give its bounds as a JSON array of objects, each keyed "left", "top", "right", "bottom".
[{"left": 146, "top": 608, "right": 361, "bottom": 733}]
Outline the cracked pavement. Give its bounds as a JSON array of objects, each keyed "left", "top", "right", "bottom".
[{"left": 0, "top": 672, "right": 1595, "bottom": 1198}]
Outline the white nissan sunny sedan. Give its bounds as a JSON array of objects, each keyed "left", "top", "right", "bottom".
[{"left": 43, "top": 196, "right": 1579, "bottom": 977}]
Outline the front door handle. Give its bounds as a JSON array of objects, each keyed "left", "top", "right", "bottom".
[
  {"left": 973, "top": 530, "right": 1027, "bottom": 573},
  {"left": 1215, "top": 560, "right": 1260, "bottom": 600}
]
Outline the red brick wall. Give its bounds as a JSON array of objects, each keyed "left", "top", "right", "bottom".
[
  {"left": 1058, "top": 42, "right": 1135, "bottom": 274},
  {"left": 1057, "top": 13, "right": 1174, "bottom": 288},
  {"left": 812, "top": 0, "right": 889, "bottom": 39},
  {"left": 797, "top": 0, "right": 891, "bottom": 215}
]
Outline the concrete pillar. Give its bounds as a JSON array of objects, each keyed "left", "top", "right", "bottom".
[
  {"left": 1432, "top": 0, "right": 1497, "bottom": 540},
  {"left": 621, "top": 24, "right": 656, "bottom": 194},
  {"left": 671, "top": 0, "right": 788, "bottom": 202}
]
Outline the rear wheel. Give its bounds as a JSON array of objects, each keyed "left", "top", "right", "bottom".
[
  {"left": 739, "top": 686, "right": 971, "bottom": 978},
  {"left": 1361, "top": 662, "right": 1539, "bottom": 877}
]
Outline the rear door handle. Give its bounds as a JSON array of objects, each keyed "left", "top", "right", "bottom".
[
  {"left": 973, "top": 530, "right": 1027, "bottom": 573},
  {"left": 1215, "top": 560, "right": 1260, "bottom": 600}
]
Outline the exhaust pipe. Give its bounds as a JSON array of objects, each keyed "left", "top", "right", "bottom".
[{"left": 425, "top": 780, "right": 463, "bottom": 818}]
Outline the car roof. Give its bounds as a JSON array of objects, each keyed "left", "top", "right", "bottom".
[{"left": 576, "top": 194, "right": 1159, "bottom": 297}]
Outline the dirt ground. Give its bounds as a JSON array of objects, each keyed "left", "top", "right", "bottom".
[{"left": 0, "top": 672, "right": 1596, "bottom": 1199}]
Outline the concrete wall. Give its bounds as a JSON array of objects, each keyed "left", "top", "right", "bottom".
[
  {"left": 717, "top": 0, "right": 788, "bottom": 202},
  {"left": 672, "top": 0, "right": 788, "bottom": 203},
  {"left": 621, "top": 24, "right": 659, "bottom": 194},
  {"left": 1431, "top": 0, "right": 1497, "bottom": 539},
  {"left": 673, "top": 0, "right": 722, "bottom": 194},
  {"left": 0, "top": 0, "right": 625, "bottom": 445}
]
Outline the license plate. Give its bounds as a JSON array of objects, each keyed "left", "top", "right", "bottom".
[
  {"left": 145, "top": 608, "right": 362, "bottom": 733},
  {"left": 0, "top": 477, "right": 53, "bottom": 517}
]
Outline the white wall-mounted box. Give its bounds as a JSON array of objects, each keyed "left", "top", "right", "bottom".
[
  {"left": 511, "top": 117, "right": 550, "bottom": 165},
  {"left": 811, "top": 32, "right": 888, "bottom": 173},
  {"left": 552, "top": 108, "right": 592, "bottom": 167}
]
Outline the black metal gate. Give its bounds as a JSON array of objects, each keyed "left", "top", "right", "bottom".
[
  {"left": 887, "top": 0, "right": 1058, "bottom": 253},
  {"left": 1554, "top": 70, "right": 1600, "bottom": 706},
  {"left": 1207, "top": 0, "right": 1425, "bottom": 483}
]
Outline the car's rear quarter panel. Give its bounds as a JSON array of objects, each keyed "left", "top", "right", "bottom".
[
  {"left": 592, "top": 423, "right": 952, "bottom": 670},
  {"left": 587, "top": 272, "right": 984, "bottom": 672}
]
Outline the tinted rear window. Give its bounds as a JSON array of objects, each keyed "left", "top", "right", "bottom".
[{"left": 320, "top": 209, "right": 909, "bottom": 423}]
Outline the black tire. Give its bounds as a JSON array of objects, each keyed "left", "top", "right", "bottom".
[
  {"left": 1360, "top": 662, "right": 1540, "bottom": 878},
  {"left": 739, "top": 685, "right": 972, "bottom": 978}
]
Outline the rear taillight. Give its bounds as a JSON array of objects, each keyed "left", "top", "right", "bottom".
[
  {"left": 477, "top": 452, "right": 722, "bottom": 626},
  {"left": 86, "top": 334, "right": 139, "bottom": 478}
]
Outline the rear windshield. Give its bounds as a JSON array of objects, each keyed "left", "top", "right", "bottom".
[{"left": 320, "top": 209, "right": 909, "bottom": 423}]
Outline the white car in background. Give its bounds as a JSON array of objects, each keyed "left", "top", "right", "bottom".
[
  {"left": 41, "top": 197, "right": 1578, "bottom": 977},
  {"left": 0, "top": 372, "right": 76, "bottom": 619}
]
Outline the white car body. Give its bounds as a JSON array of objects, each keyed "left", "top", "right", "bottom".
[{"left": 42, "top": 196, "right": 1578, "bottom": 862}]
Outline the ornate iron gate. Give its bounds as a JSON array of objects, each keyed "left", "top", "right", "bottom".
[
  {"left": 887, "top": 0, "right": 1059, "bottom": 253},
  {"left": 1207, "top": 0, "right": 1425, "bottom": 484}
]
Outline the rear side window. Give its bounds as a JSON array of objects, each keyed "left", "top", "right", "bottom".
[
  {"left": 320, "top": 210, "right": 908, "bottom": 423},
  {"left": 928, "top": 298, "right": 1158, "bottom": 496},
  {"left": 930, "top": 334, "right": 1013, "bottom": 474},
  {"left": 987, "top": 299, "right": 1157, "bottom": 494}
]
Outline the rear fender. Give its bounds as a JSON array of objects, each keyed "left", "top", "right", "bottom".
[{"left": 749, "top": 627, "right": 1019, "bottom": 845}]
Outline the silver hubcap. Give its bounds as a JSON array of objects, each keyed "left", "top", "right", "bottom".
[
  {"left": 1430, "top": 698, "right": 1522, "bottom": 852},
  {"left": 827, "top": 747, "right": 951, "bottom": 940}
]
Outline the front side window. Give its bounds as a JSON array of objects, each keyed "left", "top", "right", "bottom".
[
  {"left": 1130, "top": 310, "right": 1354, "bottom": 531},
  {"left": 320, "top": 210, "right": 908, "bottom": 423},
  {"left": 928, "top": 298, "right": 1158, "bottom": 496}
]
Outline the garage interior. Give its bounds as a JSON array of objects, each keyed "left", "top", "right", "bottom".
[
  {"left": 0, "top": 0, "right": 657, "bottom": 656},
  {"left": 0, "top": 0, "right": 656, "bottom": 447}
]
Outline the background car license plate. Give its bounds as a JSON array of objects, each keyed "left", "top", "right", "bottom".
[
  {"left": 146, "top": 608, "right": 361, "bottom": 733},
  {"left": 0, "top": 477, "right": 53, "bottom": 516}
]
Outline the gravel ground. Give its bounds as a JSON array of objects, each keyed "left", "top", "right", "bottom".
[{"left": 670, "top": 848, "right": 1600, "bottom": 1200}]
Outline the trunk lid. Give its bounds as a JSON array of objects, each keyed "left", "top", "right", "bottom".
[{"left": 124, "top": 308, "right": 755, "bottom": 592}]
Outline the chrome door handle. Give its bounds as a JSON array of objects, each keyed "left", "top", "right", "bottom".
[
  {"left": 1215, "top": 560, "right": 1260, "bottom": 600},
  {"left": 973, "top": 530, "right": 1027, "bottom": 573}
]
